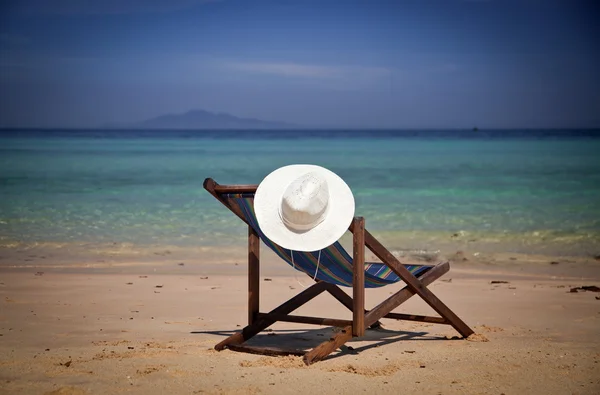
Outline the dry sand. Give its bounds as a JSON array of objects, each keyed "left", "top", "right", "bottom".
[{"left": 1, "top": 251, "right": 599, "bottom": 394}]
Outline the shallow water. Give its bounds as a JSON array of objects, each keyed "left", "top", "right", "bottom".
[{"left": 1, "top": 129, "right": 599, "bottom": 257}]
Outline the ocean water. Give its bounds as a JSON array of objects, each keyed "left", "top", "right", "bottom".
[{"left": 1, "top": 129, "right": 599, "bottom": 257}]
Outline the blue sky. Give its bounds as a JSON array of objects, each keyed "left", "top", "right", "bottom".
[{"left": 0, "top": 0, "right": 598, "bottom": 128}]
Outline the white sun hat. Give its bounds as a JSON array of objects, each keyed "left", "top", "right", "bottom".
[{"left": 254, "top": 164, "right": 355, "bottom": 252}]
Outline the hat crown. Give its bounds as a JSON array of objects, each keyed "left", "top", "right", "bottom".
[{"left": 280, "top": 172, "right": 329, "bottom": 231}]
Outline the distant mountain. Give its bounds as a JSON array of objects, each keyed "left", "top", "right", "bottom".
[{"left": 122, "top": 109, "right": 294, "bottom": 129}]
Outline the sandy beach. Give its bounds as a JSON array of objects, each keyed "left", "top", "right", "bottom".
[{"left": 1, "top": 249, "right": 599, "bottom": 395}]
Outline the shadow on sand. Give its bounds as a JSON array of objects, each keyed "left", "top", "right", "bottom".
[{"left": 192, "top": 326, "right": 456, "bottom": 361}]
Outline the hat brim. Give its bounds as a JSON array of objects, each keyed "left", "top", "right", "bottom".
[{"left": 254, "top": 164, "right": 355, "bottom": 252}]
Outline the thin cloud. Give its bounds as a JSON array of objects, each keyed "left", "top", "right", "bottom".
[
  {"left": 6, "top": 0, "right": 221, "bottom": 15},
  {"left": 226, "top": 62, "right": 338, "bottom": 78},
  {"left": 224, "top": 61, "right": 394, "bottom": 92},
  {"left": 226, "top": 61, "right": 390, "bottom": 80}
]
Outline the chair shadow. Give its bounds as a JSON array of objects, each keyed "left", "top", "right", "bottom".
[{"left": 192, "top": 326, "right": 457, "bottom": 361}]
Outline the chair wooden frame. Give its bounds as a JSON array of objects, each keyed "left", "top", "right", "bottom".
[{"left": 204, "top": 178, "right": 474, "bottom": 365}]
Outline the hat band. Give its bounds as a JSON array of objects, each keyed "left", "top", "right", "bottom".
[{"left": 278, "top": 205, "right": 329, "bottom": 231}]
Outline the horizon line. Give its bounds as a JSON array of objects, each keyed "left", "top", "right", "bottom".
[{"left": 1, "top": 127, "right": 600, "bottom": 131}]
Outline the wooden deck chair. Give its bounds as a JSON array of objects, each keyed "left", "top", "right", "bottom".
[{"left": 204, "top": 178, "right": 474, "bottom": 365}]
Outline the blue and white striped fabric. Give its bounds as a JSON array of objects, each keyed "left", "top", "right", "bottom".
[{"left": 223, "top": 193, "right": 433, "bottom": 288}]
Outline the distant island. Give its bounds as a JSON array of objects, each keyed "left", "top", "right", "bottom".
[{"left": 112, "top": 109, "right": 295, "bottom": 129}]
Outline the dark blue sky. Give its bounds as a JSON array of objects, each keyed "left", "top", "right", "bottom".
[{"left": 1, "top": 0, "right": 598, "bottom": 128}]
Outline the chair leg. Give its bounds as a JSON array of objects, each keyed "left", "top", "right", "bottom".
[
  {"left": 303, "top": 325, "right": 354, "bottom": 365},
  {"left": 304, "top": 261, "right": 451, "bottom": 364},
  {"left": 215, "top": 281, "right": 329, "bottom": 351},
  {"left": 364, "top": 261, "right": 450, "bottom": 328},
  {"left": 363, "top": 230, "right": 474, "bottom": 338},
  {"left": 352, "top": 217, "right": 365, "bottom": 337},
  {"left": 248, "top": 226, "right": 260, "bottom": 325},
  {"left": 389, "top": 265, "right": 473, "bottom": 337}
]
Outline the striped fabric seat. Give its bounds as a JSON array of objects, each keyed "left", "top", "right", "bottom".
[{"left": 223, "top": 193, "right": 433, "bottom": 288}]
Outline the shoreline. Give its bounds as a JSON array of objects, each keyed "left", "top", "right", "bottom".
[
  {"left": 1, "top": 238, "right": 599, "bottom": 278},
  {"left": 2, "top": 226, "right": 599, "bottom": 259}
]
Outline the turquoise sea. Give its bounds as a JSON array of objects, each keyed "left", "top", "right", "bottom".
[{"left": 1, "top": 129, "right": 599, "bottom": 258}]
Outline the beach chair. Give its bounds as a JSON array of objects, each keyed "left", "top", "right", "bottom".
[{"left": 204, "top": 178, "right": 474, "bottom": 365}]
